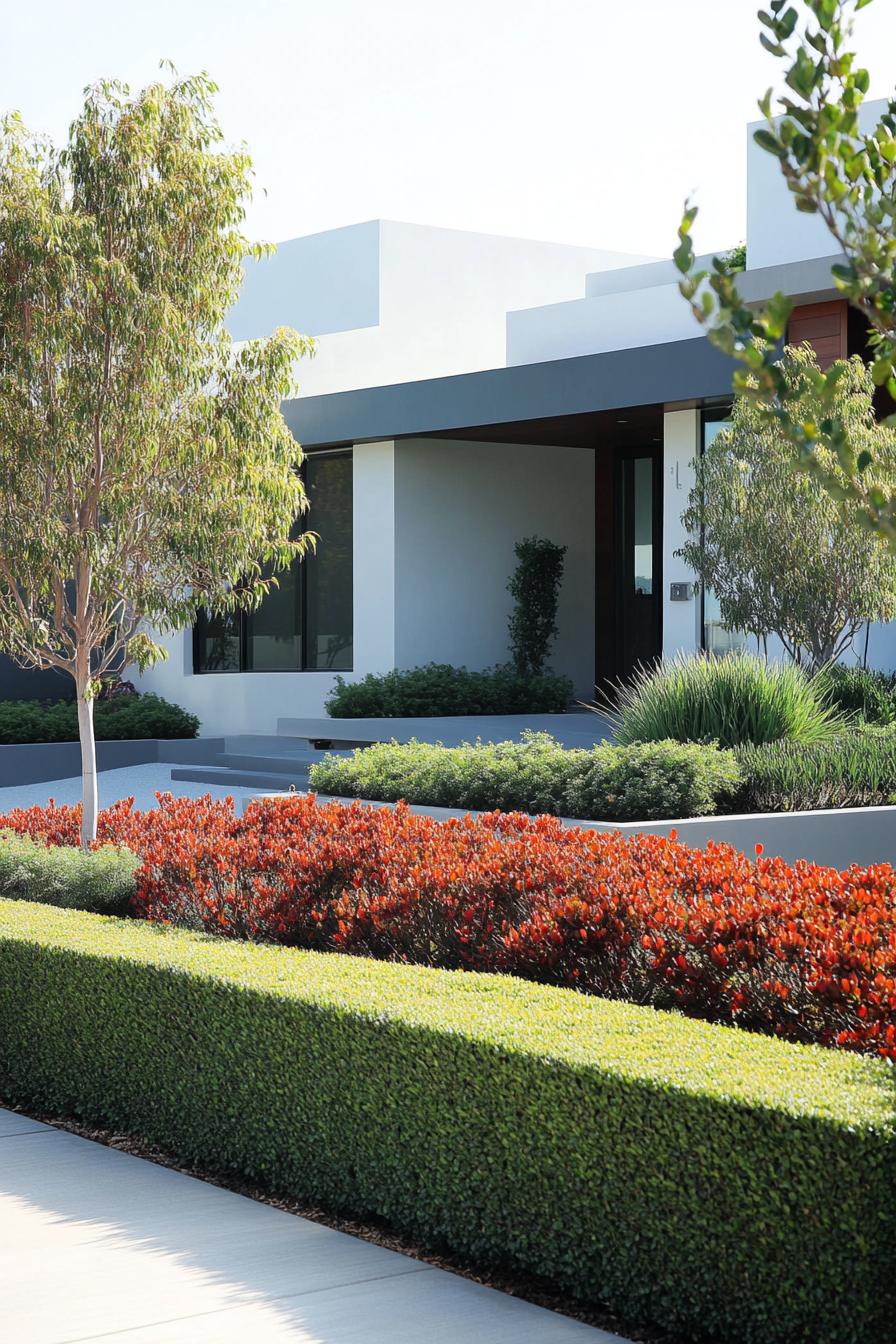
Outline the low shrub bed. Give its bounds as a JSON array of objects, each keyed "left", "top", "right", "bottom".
[
  {"left": 734, "top": 726, "right": 896, "bottom": 813},
  {"left": 0, "top": 899, "right": 892, "bottom": 1344},
  {"left": 0, "top": 692, "right": 199, "bottom": 744},
  {"left": 816, "top": 662, "right": 896, "bottom": 725},
  {"left": 4, "top": 793, "right": 896, "bottom": 1059},
  {"left": 309, "top": 732, "right": 740, "bottom": 820},
  {"left": 325, "top": 663, "right": 573, "bottom": 717},
  {"left": 0, "top": 831, "right": 137, "bottom": 913}
]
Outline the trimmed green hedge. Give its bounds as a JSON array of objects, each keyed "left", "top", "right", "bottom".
[
  {"left": 0, "top": 693, "right": 199, "bottom": 744},
  {"left": 0, "top": 832, "right": 138, "bottom": 914},
  {"left": 310, "top": 732, "right": 740, "bottom": 820},
  {"left": 325, "top": 663, "right": 573, "bottom": 717},
  {"left": 0, "top": 900, "right": 893, "bottom": 1344}
]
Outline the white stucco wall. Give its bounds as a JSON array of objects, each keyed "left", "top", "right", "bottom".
[
  {"left": 133, "top": 639, "right": 339, "bottom": 737},
  {"left": 231, "top": 220, "right": 654, "bottom": 398},
  {"left": 746, "top": 99, "right": 886, "bottom": 271},
  {"left": 228, "top": 221, "right": 382, "bottom": 342},
  {"left": 393, "top": 439, "right": 596, "bottom": 697},
  {"left": 506, "top": 283, "right": 705, "bottom": 367},
  {"left": 662, "top": 409, "right": 701, "bottom": 659}
]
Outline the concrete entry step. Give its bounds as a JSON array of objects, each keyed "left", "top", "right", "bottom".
[
  {"left": 276, "top": 712, "right": 612, "bottom": 749},
  {"left": 169, "top": 739, "right": 356, "bottom": 794},
  {"left": 215, "top": 750, "right": 351, "bottom": 774},
  {"left": 171, "top": 766, "right": 314, "bottom": 792}
]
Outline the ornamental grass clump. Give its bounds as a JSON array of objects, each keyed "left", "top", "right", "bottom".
[{"left": 611, "top": 651, "right": 841, "bottom": 748}]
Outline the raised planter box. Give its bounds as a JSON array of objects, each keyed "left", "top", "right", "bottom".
[
  {"left": 0, "top": 737, "right": 224, "bottom": 788},
  {"left": 243, "top": 790, "right": 896, "bottom": 869}
]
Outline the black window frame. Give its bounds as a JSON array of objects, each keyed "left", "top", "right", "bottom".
[{"left": 192, "top": 447, "right": 353, "bottom": 675}]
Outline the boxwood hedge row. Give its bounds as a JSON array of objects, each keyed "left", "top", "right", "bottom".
[
  {"left": 309, "top": 732, "right": 739, "bottom": 820},
  {"left": 0, "top": 900, "right": 893, "bottom": 1344}
]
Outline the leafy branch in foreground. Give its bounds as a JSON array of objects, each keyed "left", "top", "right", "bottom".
[{"left": 675, "top": 0, "right": 896, "bottom": 542}]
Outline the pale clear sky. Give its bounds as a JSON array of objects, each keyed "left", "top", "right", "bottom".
[{"left": 4, "top": 0, "right": 896, "bottom": 258}]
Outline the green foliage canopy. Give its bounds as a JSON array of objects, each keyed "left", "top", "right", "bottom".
[
  {"left": 679, "top": 347, "right": 896, "bottom": 667},
  {"left": 0, "top": 70, "right": 313, "bottom": 842},
  {"left": 675, "top": 0, "right": 896, "bottom": 542}
]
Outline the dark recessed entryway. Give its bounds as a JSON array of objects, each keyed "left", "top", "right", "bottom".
[{"left": 418, "top": 401, "right": 666, "bottom": 693}]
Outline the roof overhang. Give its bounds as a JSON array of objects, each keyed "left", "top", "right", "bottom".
[{"left": 284, "top": 336, "right": 736, "bottom": 448}]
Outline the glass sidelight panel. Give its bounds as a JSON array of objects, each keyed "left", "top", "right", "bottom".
[
  {"left": 618, "top": 451, "right": 661, "bottom": 677},
  {"left": 632, "top": 455, "right": 653, "bottom": 597},
  {"left": 701, "top": 410, "right": 748, "bottom": 655}
]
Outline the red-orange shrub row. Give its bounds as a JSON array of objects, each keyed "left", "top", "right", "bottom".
[{"left": 3, "top": 792, "right": 896, "bottom": 1057}]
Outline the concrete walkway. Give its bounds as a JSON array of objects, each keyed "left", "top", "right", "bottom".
[{"left": 0, "top": 1108, "right": 627, "bottom": 1343}]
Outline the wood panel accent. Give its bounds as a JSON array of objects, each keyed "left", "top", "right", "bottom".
[{"left": 787, "top": 299, "right": 848, "bottom": 370}]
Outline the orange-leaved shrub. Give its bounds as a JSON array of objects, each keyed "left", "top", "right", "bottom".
[{"left": 2, "top": 792, "right": 895, "bottom": 1058}]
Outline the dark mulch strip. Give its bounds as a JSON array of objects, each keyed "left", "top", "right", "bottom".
[{"left": 0, "top": 1099, "right": 704, "bottom": 1344}]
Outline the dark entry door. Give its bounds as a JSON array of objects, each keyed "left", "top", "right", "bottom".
[{"left": 616, "top": 449, "right": 662, "bottom": 678}]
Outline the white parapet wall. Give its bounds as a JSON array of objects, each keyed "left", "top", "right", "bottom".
[{"left": 230, "top": 220, "right": 655, "bottom": 398}]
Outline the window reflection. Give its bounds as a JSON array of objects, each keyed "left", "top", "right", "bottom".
[
  {"left": 701, "top": 412, "right": 748, "bottom": 655},
  {"left": 194, "top": 451, "right": 353, "bottom": 673}
]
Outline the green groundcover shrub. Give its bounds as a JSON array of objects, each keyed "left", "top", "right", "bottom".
[
  {"left": 0, "top": 831, "right": 138, "bottom": 914},
  {"left": 0, "top": 901, "right": 892, "bottom": 1344},
  {"left": 816, "top": 663, "right": 896, "bottom": 726},
  {"left": 612, "top": 652, "right": 841, "bottom": 748},
  {"left": 734, "top": 724, "right": 896, "bottom": 813},
  {"left": 325, "top": 663, "right": 573, "bottom": 718},
  {"left": 0, "top": 693, "right": 199, "bottom": 744},
  {"left": 310, "top": 732, "right": 740, "bottom": 821}
]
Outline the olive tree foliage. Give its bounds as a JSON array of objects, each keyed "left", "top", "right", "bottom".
[
  {"left": 0, "top": 71, "right": 314, "bottom": 846},
  {"left": 679, "top": 346, "right": 896, "bottom": 669},
  {"left": 674, "top": 0, "right": 896, "bottom": 543}
]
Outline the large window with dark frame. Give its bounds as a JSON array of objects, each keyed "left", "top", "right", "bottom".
[{"left": 193, "top": 450, "right": 353, "bottom": 673}]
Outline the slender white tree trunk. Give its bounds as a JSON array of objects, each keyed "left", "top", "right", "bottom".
[{"left": 75, "top": 664, "right": 98, "bottom": 852}]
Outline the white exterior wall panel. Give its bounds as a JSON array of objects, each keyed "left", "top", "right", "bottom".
[{"left": 394, "top": 439, "right": 596, "bottom": 698}]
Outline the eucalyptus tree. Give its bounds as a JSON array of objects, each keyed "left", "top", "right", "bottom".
[
  {"left": 679, "top": 346, "right": 896, "bottom": 669},
  {"left": 0, "top": 71, "right": 313, "bottom": 847},
  {"left": 675, "top": 0, "right": 896, "bottom": 543}
]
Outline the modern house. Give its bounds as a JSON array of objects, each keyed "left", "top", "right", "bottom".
[{"left": 10, "top": 108, "right": 893, "bottom": 733}]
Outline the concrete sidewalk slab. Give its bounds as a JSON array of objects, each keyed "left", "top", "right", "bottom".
[
  {"left": 0, "top": 1109, "right": 52, "bottom": 1138},
  {"left": 0, "top": 1109, "right": 628, "bottom": 1344}
]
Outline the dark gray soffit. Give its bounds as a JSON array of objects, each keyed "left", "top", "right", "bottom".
[{"left": 284, "top": 337, "right": 736, "bottom": 447}]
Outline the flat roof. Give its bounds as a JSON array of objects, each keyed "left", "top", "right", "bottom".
[{"left": 284, "top": 336, "right": 736, "bottom": 448}]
